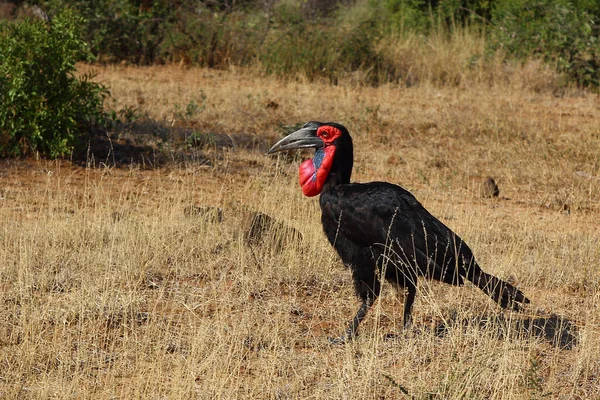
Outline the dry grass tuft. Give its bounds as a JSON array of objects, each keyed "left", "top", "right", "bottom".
[{"left": 1, "top": 64, "right": 599, "bottom": 398}]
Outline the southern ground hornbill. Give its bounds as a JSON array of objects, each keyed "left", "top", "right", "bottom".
[{"left": 268, "top": 121, "right": 529, "bottom": 342}]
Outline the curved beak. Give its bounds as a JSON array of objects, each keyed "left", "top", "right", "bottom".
[{"left": 268, "top": 122, "right": 324, "bottom": 154}]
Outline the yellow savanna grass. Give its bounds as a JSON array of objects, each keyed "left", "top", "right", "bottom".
[{"left": 0, "top": 63, "right": 598, "bottom": 398}]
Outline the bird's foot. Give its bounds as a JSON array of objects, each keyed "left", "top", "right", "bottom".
[
  {"left": 328, "top": 329, "right": 356, "bottom": 345},
  {"left": 385, "top": 324, "right": 424, "bottom": 341},
  {"left": 328, "top": 335, "right": 349, "bottom": 345},
  {"left": 384, "top": 332, "right": 402, "bottom": 341}
]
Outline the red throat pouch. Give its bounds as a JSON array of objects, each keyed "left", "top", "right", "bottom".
[{"left": 298, "top": 146, "right": 336, "bottom": 197}]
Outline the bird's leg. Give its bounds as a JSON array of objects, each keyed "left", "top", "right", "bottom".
[
  {"left": 330, "top": 297, "right": 373, "bottom": 344},
  {"left": 345, "top": 299, "right": 371, "bottom": 338},
  {"left": 403, "top": 283, "right": 416, "bottom": 329}
]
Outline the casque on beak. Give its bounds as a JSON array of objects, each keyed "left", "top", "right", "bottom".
[{"left": 268, "top": 122, "right": 325, "bottom": 154}]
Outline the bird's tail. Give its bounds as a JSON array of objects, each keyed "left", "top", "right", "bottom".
[{"left": 469, "top": 269, "right": 530, "bottom": 311}]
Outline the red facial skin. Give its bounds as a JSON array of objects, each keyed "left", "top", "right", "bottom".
[{"left": 298, "top": 125, "right": 342, "bottom": 197}]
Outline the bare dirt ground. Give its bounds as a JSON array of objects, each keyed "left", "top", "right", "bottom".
[{"left": 1, "top": 65, "right": 599, "bottom": 398}]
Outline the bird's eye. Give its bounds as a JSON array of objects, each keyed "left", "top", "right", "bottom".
[{"left": 321, "top": 130, "right": 329, "bottom": 139}]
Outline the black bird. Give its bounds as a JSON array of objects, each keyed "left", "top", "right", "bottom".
[{"left": 268, "top": 122, "right": 529, "bottom": 342}]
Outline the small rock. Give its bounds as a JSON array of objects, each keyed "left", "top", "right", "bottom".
[
  {"left": 480, "top": 177, "right": 499, "bottom": 198},
  {"left": 265, "top": 100, "right": 279, "bottom": 110},
  {"left": 183, "top": 206, "right": 223, "bottom": 223},
  {"left": 243, "top": 211, "right": 303, "bottom": 251}
]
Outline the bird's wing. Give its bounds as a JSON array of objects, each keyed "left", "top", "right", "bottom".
[{"left": 321, "top": 182, "right": 472, "bottom": 281}]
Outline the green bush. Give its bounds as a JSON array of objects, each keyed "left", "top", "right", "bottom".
[
  {"left": 13, "top": 0, "right": 600, "bottom": 89},
  {"left": 0, "top": 9, "right": 110, "bottom": 157},
  {"left": 260, "top": 2, "right": 334, "bottom": 80},
  {"left": 43, "top": 0, "right": 173, "bottom": 64},
  {"left": 490, "top": 0, "right": 600, "bottom": 87},
  {"left": 261, "top": 1, "right": 388, "bottom": 84},
  {"left": 160, "top": 4, "right": 264, "bottom": 67},
  {"left": 381, "top": 0, "right": 432, "bottom": 34}
]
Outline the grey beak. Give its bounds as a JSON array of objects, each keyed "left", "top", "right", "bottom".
[{"left": 268, "top": 123, "right": 325, "bottom": 154}]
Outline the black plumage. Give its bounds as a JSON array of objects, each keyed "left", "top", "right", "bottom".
[{"left": 269, "top": 122, "right": 529, "bottom": 341}]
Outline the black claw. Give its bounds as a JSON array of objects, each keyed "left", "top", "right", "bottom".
[
  {"left": 384, "top": 333, "right": 401, "bottom": 341},
  {"left": 328, "top": 328, "right": 357, "bottom": 345},
  {"left": 328, "top": 335, "right": 349, "bottom": 345}
]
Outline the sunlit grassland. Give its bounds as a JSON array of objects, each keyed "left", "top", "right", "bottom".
[{"left": 0, "top": 64, "right": 599, "bottom": 398}]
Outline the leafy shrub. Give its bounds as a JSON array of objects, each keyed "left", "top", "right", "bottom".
[
  {"left": 42, "top": 0, "right": 173, "bottom": 64},
  {"left": 160, "top": 4, "right": 264, "bottom": 67},
  {"left": 381, "top": 0, "right": 433, "bottom": 34},
  {"left": 13, "top": 0, "right": 600, "bottom": 89},
  {"left": 261, "top": 1, "right": 388, "bottom": 84},
  {"left": 0, "top": 9, "right": 110, "bottom": 157},
  {"left": 260, "top": 2, "right": 335, "bottom": 80},
  {"left": 490, "top": 0, "right": 600, "bottom": 87},
  {"left": 41, "top": 0, "right": 265, "bottom": 66}
]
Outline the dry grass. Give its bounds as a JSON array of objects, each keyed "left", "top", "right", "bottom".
[{"left": 1, "top": 64, "right": 599, "bottom": 398}]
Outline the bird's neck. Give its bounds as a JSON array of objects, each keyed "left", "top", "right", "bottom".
[
  {"left": 321, "top": 149, "right": 353, "bottom": 193},
  {"left": 322, "top": 171, "right": 347, "bottom": 192}
]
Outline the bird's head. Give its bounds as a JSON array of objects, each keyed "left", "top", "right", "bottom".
[{"left": 268, "top": 121, "right": 353, "bottom": 197}]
